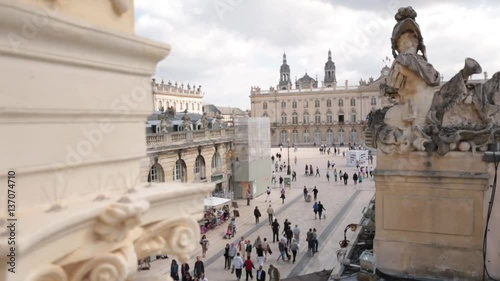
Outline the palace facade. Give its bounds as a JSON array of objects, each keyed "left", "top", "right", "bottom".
[
  {"left": 250, "top": 51, "right": 392, "bottom": 146},
  {"left": 153, "top": 79, "right": 204, "bottom": 114}
]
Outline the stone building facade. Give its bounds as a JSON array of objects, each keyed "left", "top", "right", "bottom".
[
  {"left": 250, "top": 52, "right": 392, "bottom": 146},
  {"left": 141, "top": 129, "right": 236, "bottom": 197},
  {"left": 153, "top": 79, "right": 204, "bottom": 114}
]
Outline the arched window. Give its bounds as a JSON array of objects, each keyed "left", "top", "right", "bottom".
[
  {"left": 303, "top": 130, "right": 310, "bottom": 143},
  {"left": 326, "top": 111, "right": 333, "bottom": 123},
  {"left": 292, "top": 129, "right": 299, "bottom": 144},
  {"left": 338, "top": 128, "right": 345, "bottom": 145},
  {"left": 351, "top": 128, "right": 358, "bottom": 144},
  {"left": 350, "top": 109, "right": 357, "bottom": 122},
  {"left": 314, "top": 128, "right": 321, "bottom": 144},
  {"left": 292, "top": 101, "right": 297, "bottom": 108},
  {"left": 173, "top": 159, "right": 187, "bottom": 182},
  {"left": 350, "top": 98, "right": 356, "bottom": 106},
  {"left": 263, "top": 102, "right": 268, "bottom": 110},
  {"left": 180, "top": 102, "right": 183, "bottom": 110},
  {"left": 315, "top": 111, "right": 321, "bottom": 123},
  {"left": 197, "top": 103, "right": 200, "bottom": 111},
  {"left": 326, "top": 129, "right": 333, "bottom": 145},
  {"left": 292, "top": 112, "right": 298, "bottom": 124},
  {"left": 339, "top": 99, "right": 343, "bottom": 107},
  {"left": 262, "top": 112, "right": 269, "bottom": 117},
  {"left": 315, "top": 99, "right": 320, "bottom": 108},
  {"left": 173, "top": 102, "right": 177, "bottom": 110},
  {"left": 148, "top": 163, "right": 165, "bottom": 182},
  {"left": 281, "top": 112, "right": 287, "bottom": 124},
  {"left": 371, "top": 96, "right": 377, "bottom": 106},
  {"left": 280, "top": 130, "right": 288, "bottom": 144},
  {"left": 158, "top": 100, "right": 163, "bottom": 111},
  {"left": 167, "top": 101, "right": 170, "bottom": 108},
  {"left": 211, "top": 152, "right": 222, "bottom": 172},
  {"left": 304, "top": 100, "right": 309, "bottom": 108},
  {"left": 303, "top": 112, "right": 310, "bottom": 124},
  {"left": 192, "top": 103, "right": 194, "bottom": 111},
  {"left": 326, "top": 99, "right": 332, "bottom": 107},
  {"left": 194, "top": 155, "right": 206, "bottom": 181},
  {"left": 281, "top": 101, "right": 287, "bottom": 109}
]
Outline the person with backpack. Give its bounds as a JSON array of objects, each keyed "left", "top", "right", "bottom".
[{"left": 254, "top": 206, "right": 261, "bottom": 224}]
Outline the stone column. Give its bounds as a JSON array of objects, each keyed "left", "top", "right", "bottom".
[{"left": 374, "top": 152, "right": 488, "bottom": 280}]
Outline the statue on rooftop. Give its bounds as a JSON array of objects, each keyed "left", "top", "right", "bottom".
[
  {"left": 201, "top": 112, "right": 209, "bottom": 129},
  {"left": 368, "top": 6, "right": 500, "bottom": 155},
  {"left": 182, "top": 109, "right": 192, "bottom": 131},
  {"left": 158, "top": 112, "right": 170, "bottom": 133}
]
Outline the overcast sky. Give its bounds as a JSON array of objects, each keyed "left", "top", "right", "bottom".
[{"left": 135, "top": 0, "right": 500, "bottom": 110}]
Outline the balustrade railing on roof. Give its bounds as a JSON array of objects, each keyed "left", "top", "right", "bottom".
[{"left": 146, "top": 128, "right": 234, "bottom": 149}]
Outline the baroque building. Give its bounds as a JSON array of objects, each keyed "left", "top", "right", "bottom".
[
  {"left": 250, "top": 51, "right": 392, "bottom": 146},
  {"left": 153, "top": 79, "right": 204, "bottom": 114}
]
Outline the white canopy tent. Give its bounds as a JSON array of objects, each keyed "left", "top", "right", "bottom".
[{"left": 204, "top": 197, "right": 231, "bottom": 208}]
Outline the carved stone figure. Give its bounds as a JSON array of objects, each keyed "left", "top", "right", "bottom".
[
  {"left": 369, "top": 6, "right": 500, "bottom": 155},
  {"left": 182, "top": 109, "right": 192, "bottom": 131},
  {"left": 158, "top": 112, "right": 170, "bottom": 133},
  {"left": 201, "top": 112, "right": 209, "bottom": 129}
]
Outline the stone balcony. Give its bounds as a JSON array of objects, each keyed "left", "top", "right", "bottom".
[{"left": 146, "top": 128, "right": 235, "bottom": 151}]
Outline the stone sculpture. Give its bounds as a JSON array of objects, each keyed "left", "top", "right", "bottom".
[
  {"left": 201, "top": 112, "right": 209, "bottom": 129},
  {"left": 182, "top": 109, "right": 192, "bottom": 131},
  {"left": 369, "top": 6, "right": 500, "bottom": 155},
  {"left": 158, "top": 111, "right": 170, "bottom": 133}
]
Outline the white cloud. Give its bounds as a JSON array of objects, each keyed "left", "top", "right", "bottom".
[{"left": 135, "top": 0, "right": 500, "bottom": 110}]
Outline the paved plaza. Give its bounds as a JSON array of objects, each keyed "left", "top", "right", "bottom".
[{"left": 136, "top": 146, "right": 376, "bottom": 280}]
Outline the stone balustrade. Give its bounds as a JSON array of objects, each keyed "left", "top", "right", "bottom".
[{"left": 146, "top": 128, "right": 235, "bottom": 149}]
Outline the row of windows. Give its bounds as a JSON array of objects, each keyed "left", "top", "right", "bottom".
[
  {"left": 262, "top": 111, "right": 358, "bottom": 123},
  {"left": 157, "top": 100, "right": 202, "bottom": 111},
  {"left": 262, "top": 97, "right": 377, "bottom": 110},
  {"left": 148, "top": 153, "right": 222, "bottom": 183},
  {"left": 279, "top": 128, "right": 358, "bottom": 144}
]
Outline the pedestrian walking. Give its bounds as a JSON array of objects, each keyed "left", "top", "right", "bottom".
[
  {"left": 232, "top": 253, "right": 244, "bottom": 281},
  {"left": 265, "top": 186, "right": 271, "bottom": 202},
  {"left": 228, "top": 243, "right": 237, "bottom": 268},
  {"left": 313, "top": 228, "right": 319, "bottom": 253},
  {"left": 262, "top": 237, "right": 272, "bottom": 258},
  {"left": 244, "top": 256, "right": 255, "bottom": 281},
  {"left": 343, "top": 172, "right": 349, "bottom": 185},
  {"left": 315, "top": 166, "right": 320, "bottom": 177},
  {"left": 317, "top": 201, "right": 326, "bottom": 220},
  {"left": 326, "top": 171, "right": 330, "bottom": 182},
  {"left": 256, "top": 244, "right": 265, "bottom": 267},
  {"left": 327, "top": 160, "right": 330, "bottom": 169},
  {"left": 170, "top": 259, "right": 180, "bottom": 281},
  {"left": 277, "top": 240, "right": 287, "bottom": 262},
  {"left": 334, "top": 172, "right": 338, "bottom": 182},
  {"left": 224, "top": 244, "right": 231, "bottom": 270},
  {"left": 256, "top": 265, "right": 267, "bottom": 281},
  {"left": 291, "top": 238, "right": 299, "bottom": 263},
  {"left": 268, "top": 264, "right": 280, "bottom": 281},
  {"left": 280, "top": 188, "right": 286, "bottom": 204},
  {"left": 181, "top": 262, "right": 190, "bottom": 281},
  {"left": 305, "top": 164, "right": 308, "bottom": 175},
  {"left": 370, "top": 167, "right": 373, "bottom": 178},
  {"left": 200, "top": 234, "right": 209, "bottom": 258},
  {"left": 246, "top": 188, "right": 252, "bottom": 206},
  {"left": 309, "top": 165, "right": 313, "bottom": 176},
  {"left": 193, "top": 256, "right": 204, "bottom": 280},
  {"left": 254, "top": 206, "right": 261, "bottom": 224},
  {"left": 293, "top": 224, "right": 300, "bottom": 241},
  {"left": 312, "top": 186, "right": 318, "bottom": 201},
  {"left": 313, "top": 202, "right": 318, "bottom": 219},
  {"left": 285, "top": 228, "right": 293, "bottom": 247},
  {"left": 306, "top": 229, "right": 313, "bottom": 254},
  {"left": 294, "top": 155, "right": 297, "bottom": 164},
  {"left": 271, "top": 171, "right": 276, "bottom": 183},
  {"left": 272, "top": 219, "right": 280, "bottom": 243},
  {"left": 245, "top": 240, "right": 253, "bottom": 259},
  {"left": 353, "top": 172, "right": 358, "bottom": 185},
  {"left": 303, "top": 186, "right": 308, "bottom": 201},
  {"left": 292, "top": 170, "right": 297, "bottom": 181},
  {"left": 279, "top": 176, "right": 283, "bottom": 188},
  {"left": 267, "top": 205, "right": 274, "bottom": 225}
]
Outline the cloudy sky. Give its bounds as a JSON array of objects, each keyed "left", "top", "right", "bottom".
[{"left": 135, "top": 0, "right": 500, "bottom": 110}]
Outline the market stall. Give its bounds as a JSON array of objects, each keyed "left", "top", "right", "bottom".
[{"left": 200, "top": 197, "right": 232, "bottom": 234}]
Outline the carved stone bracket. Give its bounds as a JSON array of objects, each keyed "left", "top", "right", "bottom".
[
  {"left": 94, "top": 200, "right": 150, "bottom": 243},
  {"left": 134, "top": 216, "right": 200, "bottom": 263},
  {"left": 27, "top": 265, "right": 68, "bottom": 281}
]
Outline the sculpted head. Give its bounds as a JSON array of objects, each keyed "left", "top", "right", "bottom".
[{"left": 396, "top": 30, "right": 419, "bottom": 54}]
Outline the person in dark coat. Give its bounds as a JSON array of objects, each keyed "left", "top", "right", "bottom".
[
  {"left": 181, "top": 262, "right": 190, "bottom": 281},
  {"left": 254, "top": 206, "right": 261, "bottom": 224},
  {"left": 353, "top": 172, "right": 358, "bottom": 185},
  {"left": 317, "top": 201, "right": 326, "bottom": 220},
  {"left": 272, "top": 219, "right": 280, "bottom": 243},
  {"left": 343, "top": 172, "right": 349, "bottom": 185},
  {"left": 193, "top": 256, "right": 204, "bottom": 279},
  {"left": 170, "top": 259, "right": 180, "bottom": 281},
  {"left": 256, "top": 265, "right": 267, "bottom": 281}
]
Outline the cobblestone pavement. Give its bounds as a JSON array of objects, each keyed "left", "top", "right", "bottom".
[{"left": 136, "top": 147, "right": 376, "bottom": 281}]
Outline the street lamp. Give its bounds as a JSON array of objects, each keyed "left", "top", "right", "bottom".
[{"left": 287, "top": 129, "right": 291, "bottom": 175}]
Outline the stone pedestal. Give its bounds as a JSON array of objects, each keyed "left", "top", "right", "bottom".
[{"left": 374, "top": 152, "right": 488, "bottom": 280}]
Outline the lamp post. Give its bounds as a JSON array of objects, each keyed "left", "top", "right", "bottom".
[{"left": 287, "top": 130, "right": 291, "bottom": 175}]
